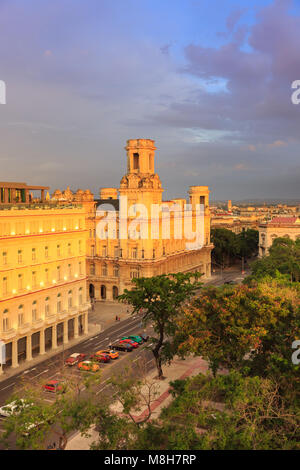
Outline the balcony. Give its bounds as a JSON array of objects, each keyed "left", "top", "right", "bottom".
[
  {"left": 45, "top": 314, "right": 57, "bottom": 325},
  {"left": 0, "top": 328, "right": 16, "bottom": 341},
  {"left": 79, "top": 302, "right": 91, "bottom": 312},
  {"left": 58, "top": 310, "right": 68, "bottom": 321},
  {"left": 18, "top": 323, "right": 31, "bottom": 335},
  {"left": 32, "top": 318, "right": 44, "bottom": 329}
]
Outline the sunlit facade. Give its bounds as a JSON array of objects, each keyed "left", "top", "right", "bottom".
[{"left": 0, "top": 193, "right": 89, "bottom": 373}]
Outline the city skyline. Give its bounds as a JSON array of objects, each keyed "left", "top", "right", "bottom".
[{"left": 0, "top": 0, "right": 300, "bottom": 200}]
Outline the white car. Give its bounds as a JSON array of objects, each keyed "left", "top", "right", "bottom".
[{"left": 0, "top": 399, "right": 32, "bottom": 417}]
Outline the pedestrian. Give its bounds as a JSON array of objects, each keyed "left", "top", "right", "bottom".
[{"left": 116, "top": 315, "right": 118, "bottom": 321}]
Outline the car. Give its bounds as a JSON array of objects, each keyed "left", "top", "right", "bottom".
[
  {"left": 78, "top": 361, "right": 100, "bottom": 372},
  {"left": 0, "top": 399, "right": 33, "bottom": 418},
  {"left": 139, "top": 333, "right": 149, "bottom": 342},
  {"left": 109, "top": 342, "right": 133, "bottom": 352},
  {"left": 90, "top": 352, "right": 110, "bottom": 363},
  {"left": 65, "top": 353, "right": 86, "bottom": 366},
  {"left": 121, "top": 335, "right": 143, "bottom": 344},
  {"left": 224, "top": 280, "right": 236, "bottom": 285},
  {"left": 119, "top": 339, "right": 139, "bottom": 348},
  {"left": 95, "top": 349, "right": 119, "bottom": 360},
  {"left": 43, "top": 380, "right": 65, "bottom": 393}
]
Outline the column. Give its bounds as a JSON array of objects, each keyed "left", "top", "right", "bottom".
[
  {"left": 12, "top": 339, "right": 18, "bottom": 368},
  {"left": 40, "top": 329, "right": 45, "bottom": 355},
  {"left": 26, "top": 334, "right": 32, "bottom": 362},
  {"left": 52, "top": 324, "right": 57, "bottom": 349},
  {"left": 83, "top": 312, "right": 88, "bottom": 335},
  {"left": 74, "top": 316, "right": 79, "bottom": 339},
  {"left": 4, "top": 187, "right": 8, "bottom": 203},
  {"left": 41, "top": 189, "right": 45, "bottom": 202},
  {"left": 63, "top": 320, "right": 69, "bottom": 344},
  {"left": 0, "top": 363, "right": 3, "bottom": 375}
]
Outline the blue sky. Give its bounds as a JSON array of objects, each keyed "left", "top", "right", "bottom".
[{"left": 0, "top": 0, "right": 299, "bottom": 200}]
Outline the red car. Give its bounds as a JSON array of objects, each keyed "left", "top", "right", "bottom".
[
  {"left": 90, "top": 353, "right": 110, "bottom": 363},
  {"left": 119, "top": 339, "right": 139, "bottom": 348},
  {"left": 43, "top": 380, "right": 65, "bottom": 393},
  {"left": 65, "top": 353, "right": 86, "bottom": 367}
]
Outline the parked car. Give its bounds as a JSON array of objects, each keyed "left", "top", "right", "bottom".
[
  {"left": 0, "top": 399, "right": 33, "bottom": 418},
  {"left": 121, "top": 335, "right": 143, "bottom": 344},
  {"left": 90, "top": 352, "right": 110, "bottom": 363},
  {"left": 78, "top": 361, "right": 100, "bottom": 372},
  {"left": 65, "top": 352, "right": 86, "bottom": 366},
  {"left": 95, "top": 349, "right": 119, "bottom": 360},
  {"left": 109, "top": 342, "right": 133, "bottom": 352},
  {"left": 43, "top": 380, "right": 65, "bottom": 394},
  {"left": 224, "top": 280, "right": 236, "bottom": 285},
  {"left": 119, "top": 339, "right": 139, "bottom": 348}
]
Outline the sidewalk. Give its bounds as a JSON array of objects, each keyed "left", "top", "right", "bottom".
[
  {"left": 0, "top": 301, "right": 132, "bottom": 383},
  {"left": 66, "top": 355, "right": 210, "bottom": 450}
]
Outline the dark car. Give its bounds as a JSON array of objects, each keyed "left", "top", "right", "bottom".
[
  {"left": 224, "top": 280, "right": 236, "bottom": 285},
  {"left": 90, "top": 353, "right": 110, "bottom": 363},
  {"left": 110, "top": 342, "right": 133, "bottom": 352}
]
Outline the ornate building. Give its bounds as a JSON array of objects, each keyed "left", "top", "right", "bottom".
[
  {"left": 0, "top": 185, "right": 90, "bottom": 374},
  {"left": 85, "top": 139, "right": 212, "bottom": 301},
  {"left": 258, "top": 216, "right": 300, "bottom": 257}
]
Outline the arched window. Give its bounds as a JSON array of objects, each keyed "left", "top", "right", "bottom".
[
  {"left": 68, "top": 290, "right": 73, "bottom": 309},
  {"left": 79, "top": 287, "right": 83, "bottom": 305},
  {"left": 57, "top": 293, "right": 62, "bottom": 313},
  {"left": 45, "top": 297, "right": 50, "bottom": 316},
  {"left": 32, "top": 301, "right": 37, "bottom": 322},
  {"left": 18, "top": 305, "right": 24, "bottom": 326},
  {"left": 2, "top": 309, "right": 9, "bottom": 332}
]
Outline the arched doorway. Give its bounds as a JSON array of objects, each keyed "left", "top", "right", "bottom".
[
  {"left": 100, "top": 285, "right": 106, "bottom": 300},
  {"left": 112, "top": 286, "right": 118, "bottom": 300},
  {"left": 89, "top": 283, "right": 95, "bottom": 300}
]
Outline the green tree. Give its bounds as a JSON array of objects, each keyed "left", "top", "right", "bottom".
[
  {"left": 211, "top": 228, "right": 240, "bottom": 267},
  {"left": 175, "top": 279, "right": 300, "bottom": 393},
  {"left": 118, "top": 272, "right": 203, "bottom": 379},
  {"left": 250, "top": 237, "right": 300, "bottom": 282}
]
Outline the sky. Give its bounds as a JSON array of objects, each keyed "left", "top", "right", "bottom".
[{"left": 0, "top": 0, "right": 300, "bottom": 201}]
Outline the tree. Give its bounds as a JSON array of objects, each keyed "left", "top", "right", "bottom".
[
  {"left": 144, "top": 371, "right": 300, "bottom": 450},
  {"left": 237, "top": 228, "right": 259, "bottom": 259},
  {"left": 175, "top": 279, "right": 300, "bottom": 392},
  {"left": 250, "top": 237, "right": 300, "bottom": 282},
  {"left": 211, "top": 228, "right": 239, "bottom": 267},
  {"left": 118, "top": 272, "right": 203, "bottom": 379}
]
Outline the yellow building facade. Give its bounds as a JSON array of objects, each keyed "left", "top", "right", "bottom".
[{"left": 0, "top": 195, "right": 89, "bottom": 374}]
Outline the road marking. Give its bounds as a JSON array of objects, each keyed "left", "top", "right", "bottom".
[
  {"left": 0, "top": 382, "right": 15, "bottom": 391},
  {"left": 32, "top": 369, "right": 49, "bottom": 379}
]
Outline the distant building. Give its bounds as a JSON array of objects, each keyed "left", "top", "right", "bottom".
[{"left": 258, "top": 216, "right": 300, "bottom": 257}]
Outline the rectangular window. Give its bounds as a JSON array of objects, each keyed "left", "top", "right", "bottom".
[
  {"left": 3, "top": 317, "right": 9, "bottom": 332},
  {"left": 32, "top": 248, "right": 36, "bottom": 261},
  {"left": 18, "top": 250, "right": 22, "bottom": 264},
  {"left": 18, "top": 274, "right": 23, "bottom": 291},
  {"left": 68, "top": 243, "right": 71, "bottom": 255},
  {"left": 45, "top": 246, "right": 49, "bottom": 258},
  {"left": 57, "top": 245, "right": 61, "bottom": 257},
  {"left": 18, "top": 313, "right": 24, "bottom": 327},
  {"left": 2, "top": 277, "right": 7, "bottom": 295},
  {"left": 57, "top": 266, "right": 61, "bottom": 281},
  {"left": 79, "top": 262, "right": 82, "bottom": 275},
  {"left": 32, "top": 271, "right": 37, "bottom": 287},
  {"left": 2, "top": 251, "right": 7, "bottom": 265},
  {"left": 32, "top": 308, "right": 37, "bottom": 322}
]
